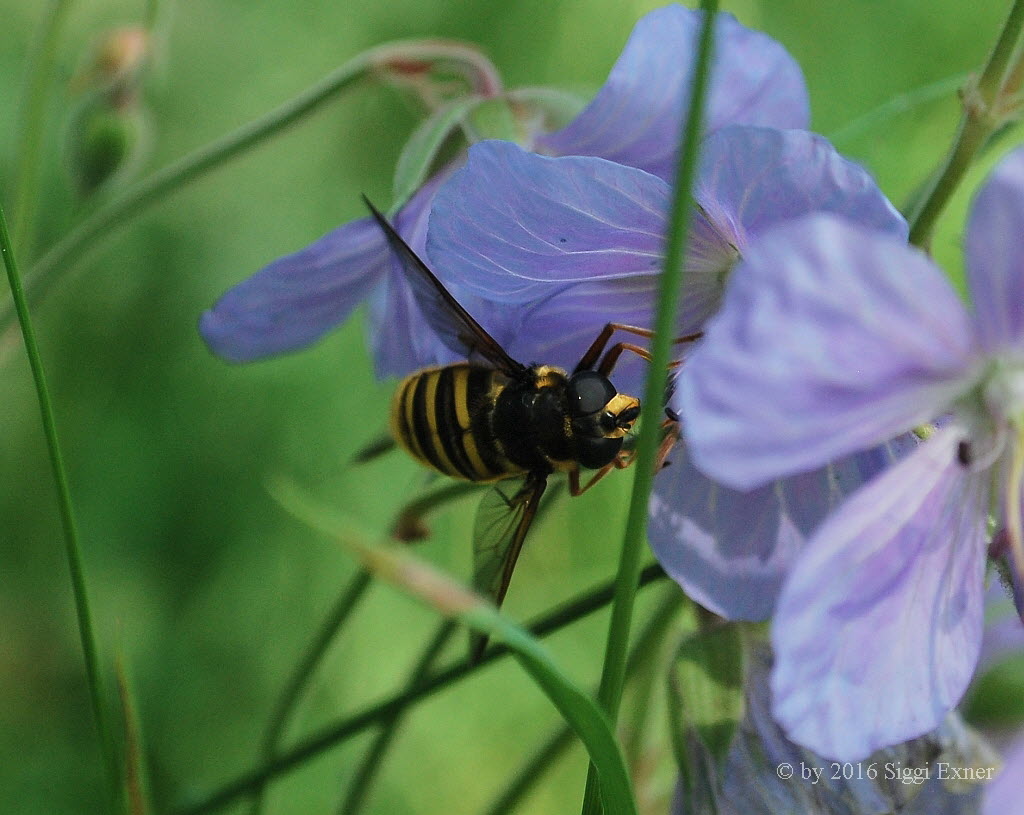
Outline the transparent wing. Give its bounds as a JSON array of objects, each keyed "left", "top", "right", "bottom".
[
  {"left": 362, "top": 195, "right": 527, "bottom": 377},
  {"left": 470, "top": 473, "right": 548, "bottom": 659},
  {"left": 473, "top": 474, "right": 548, "bottom": 607}
]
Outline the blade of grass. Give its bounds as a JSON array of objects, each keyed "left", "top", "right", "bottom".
[
  {"left": 0, "top": 204, "right": 116, "bottom": 800},
  {"left": 484, "top": 584, "right": 685, "bottom": 815},
  {"left": 169, "top": 564, "right": 668, "bottom": 815},
  {"left": 116, "top": 650, "right": 151, "bottom": 815},
  {"left": 271, "top": 483, "right": 640, "bottom": 815},
  {"left": 581, "top": 3, "right": 717, "bottom": 811},
  {"left": 828, "top": 72, "right": 969, "bottom": 146},
  {"left": 10, "top": 0, "right": 75, "bottom": 258}
]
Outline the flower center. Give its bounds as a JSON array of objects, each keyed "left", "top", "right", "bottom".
[{"left": 983, "top": 356, "right": 1024, "bottom": 429}]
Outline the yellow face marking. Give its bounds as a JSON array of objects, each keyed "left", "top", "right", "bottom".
[{"left": 605, "top": 393, "right": 640, "bottom": 439}]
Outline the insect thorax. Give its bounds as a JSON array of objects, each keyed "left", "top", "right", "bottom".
[{"left": 491, "top": 365, "right": 576, "bottom": 472}]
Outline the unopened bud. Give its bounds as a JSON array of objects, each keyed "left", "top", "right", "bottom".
[{"left": 66, "top": 98, "right": 150, "bottom": 196}]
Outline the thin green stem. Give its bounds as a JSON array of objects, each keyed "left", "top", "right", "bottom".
[
  {"left": 828, "top": 72, "right": 969, "bottom": 146},
  {"left": 143, "top": 0, "right": 161, "bottom": 29},
  {"left": 0, "top": 40, "right": 501, "bottom": 343},
  {"left": 907, "top": 0, "right": 1024, "bottom": 247},
  {"left": 248, "top": 569, "right": 374, "bottom": 815},
  {"left": 337, "top": 621, "right": 457, "bottom": 815},
  {"left": 168, "top": 564, "right": 667, "bottom": 815},
  {"left": 0, "top": 204, "right": 116, "bottom": 800},
  {"left": 622, "top": 583, "right": 687, "bottom": 766},
  {"left": 11, "top": 0, "right": 75, "bottom": 258},
  {"left": 484, "top": 727, "right": 576, "bottom": 815},
  {"left": 977, "top": 0, "right": 1024, "bottom": 101},
  {"left": 484, "top": 585, "right": 684, "bottom": 815},
  {"left": 580, "top": 5, "right": 716, "bottom": 814}
]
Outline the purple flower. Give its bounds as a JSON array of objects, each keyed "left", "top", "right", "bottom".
[
  {"left": 978, "top": 579, "right": 1024, "bottom": 673},
  {"left": 671, "top": 643, "right": 992, "bottom": 815},
  {"left": 427, "top": 126, "right": 907, "bottom": 620},
  {"left": 199, "top": 5, "right": 808, "bottom": 377},
  {"left": 986, "top": 734, "right": 1024, "bottom": 815},
  {"left": 538, "top": 5, "right": 809, "bottom": 181},
  {"left": 679, "top": 146, "right": 1024, "bottom": 760},
  {"left": 198, "top": 167, "right": 472, "bottom": 377}
]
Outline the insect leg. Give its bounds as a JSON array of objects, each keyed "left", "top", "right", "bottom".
[
  {"left": 568, "top": 451, "right": 637, "bottom": 496},
  {"left": 654, "top": 418, "right": 680, "bottom": 470},
  {"left": 574, "top": 323, "right": 625, "bottom": 373},
  {"left": 574, "top": 323, "right": 701, "bottom": 374},
  {"left": 598, "top": 345, "right": 687, "bottom": 377}
]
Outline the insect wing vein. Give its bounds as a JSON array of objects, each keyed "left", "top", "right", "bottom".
[
  {"left": 362, "top": 196, "right": 526, "bottom": 377},
  {"left": 472, "top": 474, "right": 547, "bottom": 610}
]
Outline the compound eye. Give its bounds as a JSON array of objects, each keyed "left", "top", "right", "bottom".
[
  {"left": 575, "top": 434, "right": 623, "bottom": 470},
  {"left": 568, "top": 370, "right": 617, "bottom": 417}
]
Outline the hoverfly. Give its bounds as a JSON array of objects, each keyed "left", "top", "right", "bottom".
[{"left": 364, "top": 197, "right": 692, "bottom": 642}]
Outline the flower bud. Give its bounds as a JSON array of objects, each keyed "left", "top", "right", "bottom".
[{"left": 66, "top": 96, "right": 150, "bottom": 196}]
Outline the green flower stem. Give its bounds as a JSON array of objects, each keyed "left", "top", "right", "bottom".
[
  {"left": 580, "top": 4, "right": 717, "bottom": 813},
  {"left": 11, "top": 0, "right": 75, "bottom": 258},
  {"left": 0, "top": 39, "right": 501, "bottom": 343},
  {"left": 248, "top": 568, "right": 374, "bottom": 815},
  {"left": 907, "top": 0, "right": 1024, "bottom": 247},
  {"left": 484, "top": 586, "right": 685, "bottom": 815},
  {"left": 169, "top": 564, "right": 668, "bottom": 815},
  {"left": 337, "top": 621, "right": 457, "bottom": 815},
  {"left": 0, "top": 204, "right": 116, "bottom": 800}
]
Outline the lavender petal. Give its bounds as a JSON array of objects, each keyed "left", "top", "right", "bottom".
[
  {"left": 965, "top": 146, "right": 1024, "bottom": 353},
  {"left": 771, "top": 429, "right": 989, "bottom": 760},
  {"left": 680, "top": 214, "right": 983, "bottom": 490},
  {"left": 540, "top": 7, "right": 809, "bottom": 180},
  {"left": 200, "top": 217, "right": 388, "bottom": 362}
]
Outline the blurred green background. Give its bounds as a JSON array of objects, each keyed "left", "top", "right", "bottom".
[{"left": 1, "top": 1, "right": 1020, "bottom": 813}]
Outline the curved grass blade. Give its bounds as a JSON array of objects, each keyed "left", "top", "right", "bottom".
[
  {"left": 269, "top": 479, "right": 640, "bottom": 815},
  {"left": 169, "top": 564, "right": 668, "bottom": 815}
]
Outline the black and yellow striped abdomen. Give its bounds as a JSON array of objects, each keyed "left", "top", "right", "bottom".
[{"left": 390, "top": 364, "right": 525, "bottom": 482}]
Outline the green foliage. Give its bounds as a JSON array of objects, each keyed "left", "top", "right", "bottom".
[
  {"left": 667, "top": 619, "right": 745, "bottom": 796},
  {"left": 1, "top": 2, "right": 1022, "bottom": 814}
]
